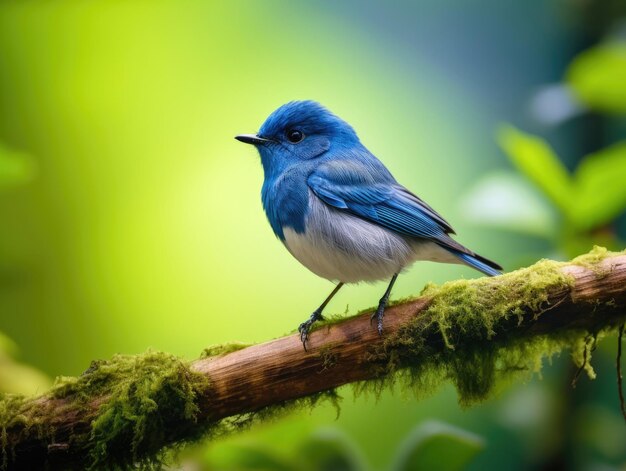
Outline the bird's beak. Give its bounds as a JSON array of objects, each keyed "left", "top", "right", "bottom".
[{"left": 235, "top": 134, "right": 273, "bottom": 145}]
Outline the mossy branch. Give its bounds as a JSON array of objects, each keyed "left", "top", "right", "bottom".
[{"left": 2, "top": 247, "right": 626, "bottom": 470}]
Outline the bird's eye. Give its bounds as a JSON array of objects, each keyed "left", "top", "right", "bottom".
[{"left": 286, "top": 129, "right": 304, "bottom": 143}]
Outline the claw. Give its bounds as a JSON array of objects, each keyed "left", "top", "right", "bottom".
[
  {"left": 297, "top": 311, "right": 323, "bottom": 351},
  {"left": 298, "top": 321, "right": 311, "bottom": 351},
  {"left": 296, "top": 284, "right": 344, "bottom": 352},
  {"left": 370, "top": 311, "right": 383, "bottom": 334}
]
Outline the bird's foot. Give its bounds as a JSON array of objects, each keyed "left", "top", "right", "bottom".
[
  {"left": 371, "top": 299, "right": 387, "bottom": 336},
  {"left": 298, "top": 310, "right": 324, "bottom": 351}
]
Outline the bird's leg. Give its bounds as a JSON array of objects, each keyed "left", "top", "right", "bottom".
[
  {"left": 298, "top": 282, "right": 344, "bottom": 350},
  {"left": 372, "top": 273, "right": 399, "bottom": 336}
]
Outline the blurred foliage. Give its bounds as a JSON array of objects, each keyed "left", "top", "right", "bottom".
[
  {"left": 390, "top": 421, "right": 484, "bottom": 471},
  {"left": 0, "top": 330, "right": 49, "bottom": 395},
  {"left": 463, "top": 38, "right": 626, "bottom": 262},
  {"left": 498, "top": 126, "right": 572, "bottom": 218},
  {"left": 499, "top": 127, "right": 626, "bottom": 233},
  {"left": 567, "top": 41, "right": 626, "bottom": 114},
  {"left": 195, "top": 423, "right": 483, "bottom": 471},
  {"left": 296, "top": 430, "right": 367, "bottom": 471},
  {"left": 0, "top": 145, "right": 48, "bottom": 395},
  {"left": 464, "top": 126, "right": 626, "bottom": 260},
  {"left": 198, "top": 429, "right": 366, "bottom": 471}
]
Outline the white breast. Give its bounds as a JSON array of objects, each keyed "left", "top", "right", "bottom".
[{"left": 282, "top": 193, "right": 458, "bottom": 283}]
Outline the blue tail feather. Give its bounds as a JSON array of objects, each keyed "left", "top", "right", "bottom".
[{"left": 453, "top": 251, "right": 502, "bottom": 277}]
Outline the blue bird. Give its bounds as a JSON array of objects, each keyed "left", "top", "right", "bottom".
[{"left": 236, "top": 101, "right": 502, "bottom": 348}]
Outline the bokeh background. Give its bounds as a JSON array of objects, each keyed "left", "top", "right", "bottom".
[{"left": 1, "top": 0, "right": 626, "bottom": 469}]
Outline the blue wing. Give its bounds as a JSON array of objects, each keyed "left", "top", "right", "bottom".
[
  {"left": 308, "top": 160, "right": 455, "bottom": 242},
  {"left": 307, "top": 160, "right": 502, "bottom": 276}
]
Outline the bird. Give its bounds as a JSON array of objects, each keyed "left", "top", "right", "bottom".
[{"left": 235, "top": 100, "right": 502, "bottom": 349}]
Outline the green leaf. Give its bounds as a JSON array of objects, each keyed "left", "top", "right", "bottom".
[
  {"left": 567, "top": 42, "right": 626, "bottom": 114},
  {"left": 204, "top": 443, "right": 296, "bottom": 471},
  {"left": 460, "top": 171, "right": 558, "bottom": 238},
  {"left": 571, "top": 141, "right": 626, "bottom": 230},
  {"left": 497, "top": 125, "right": 572, "bottom": 218},
  {"left": 391, "top": 421, "right": 485, "bottom": 471},
  {"left": 298, "top": 428, "right": 367, "bottom": 471},
  {"left": 0, "top": 354, "right": 51, "bottom": 396},
  {"left": 497, "top": 127, "right": 626, "bottom": 231},
  {"left": 0, "top": 143, "right": 36, "bottom": 189},
  {"left": 0, "top": 331, "right": 50, "bottom": 395}
]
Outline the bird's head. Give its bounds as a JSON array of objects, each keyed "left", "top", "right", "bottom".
[{"left": 236, "top": 100, "right": 359, "bottom": 173}]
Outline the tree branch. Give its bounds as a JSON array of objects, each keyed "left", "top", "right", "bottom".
[{"left": 1, "top": 248, "right": 625, "bottom": 470}]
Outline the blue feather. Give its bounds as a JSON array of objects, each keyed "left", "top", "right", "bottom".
[
  {"left": 308, "top": 159, "right": 501, "bottom": 276},
  {"left": 453, "top": 252, "right": 502, "bottom": 277},
  {"left": 308, "top": 160, "right": 450, "bottom": 242}
]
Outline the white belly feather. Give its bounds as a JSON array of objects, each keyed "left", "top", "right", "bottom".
[{"left": 282, "top": 193, "right": 459, "bottom": 283}]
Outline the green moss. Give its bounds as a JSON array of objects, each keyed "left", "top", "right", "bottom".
[
  {"left": 57, "top": 351, "right": 211, "bottom": 469},
  {"left": 571, "top": 334, "right": 599, "bottom": 386},
  {"left": 200, "top": 342, "right": 251, "bottom": 359},
  {"left": 0, "top": 350, "right": 339, "bottom": 471},
  {"left": 571, "top": 245, "right": 611, "bottom": 266},
  {"left": 317, "top": 343, "right": 340, "bottom": 371},
  {"left": 571, "top": 245, "right": 624, "bottom": 278},
  {"left": 16, "top": 351, "right": 211, "bottom": 470},
  {"left": 0, "top": 394, "right": 27, "bottom": 469},
  {"left": 364, "top": 253, "right": 621, "bottom": 406},
  {"left": 306, "top": 313, "right": 348, "bottom": 332}
]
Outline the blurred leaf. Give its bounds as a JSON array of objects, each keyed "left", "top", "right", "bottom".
[
  {"left": 571, "top": 141, "right": 626, "bottom": 230},
  {"left": 497, "top": 126, "right": 626, "bottom": 232},
  {"left": 201, "top": 427, "right": 366, "bottom": 471},
  {"left": 0, "top": 354, "right": 51, "bottom": 396},
  {"left": 460, "top": 171, "right": 558, "bottom": 238},
  {"left": 567, "top": 42, "right": 626, "bottom": 114},
  {"left": 203, "top": 443, "right": 296, "bottom": 471},
  {"left": 498, "top": 126, "right": 572, "bottom": 218},
  {"left": 0, "top": 331, "right": 50, "bottom": 395},
  {"left": 298, "top": 428, "right": 367, "bottom": 471},
  {"left": 573, "top": 405, "right": 626, "bottom": 460},
  {"left": 0, "top": 143, "right": 36, "bottom": 189},
  {"left": 391, "top": 421, "right": 484, "bottom": 471}
]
